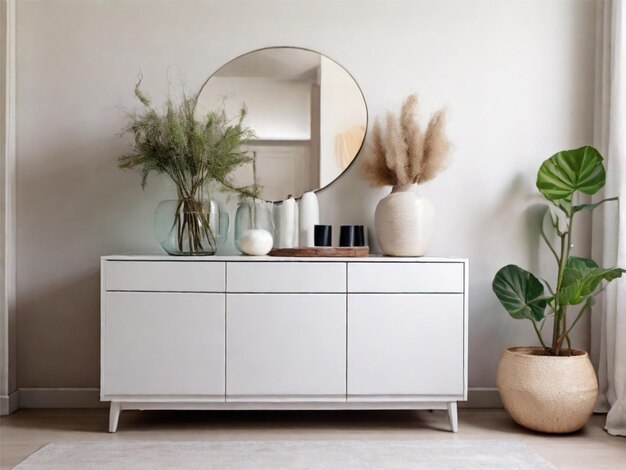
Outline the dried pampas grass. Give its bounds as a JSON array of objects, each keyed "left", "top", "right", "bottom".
[{"left": 360, "top": 94, "right": 451, "bottom": 187}]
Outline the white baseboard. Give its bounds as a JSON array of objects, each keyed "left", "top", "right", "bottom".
[
  {"left": 15, "top": 387, "right": 502, "bottom": 410},
  {"left": 0, "top": 390, "right": 21, "bottom": 415},
  {"left": 19, "top": 388, "right": 106, "bottom": 409}
]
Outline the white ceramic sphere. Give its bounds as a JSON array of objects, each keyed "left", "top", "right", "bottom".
[{"left": 239, "top": 229, "right": 273, "bottom": 256}]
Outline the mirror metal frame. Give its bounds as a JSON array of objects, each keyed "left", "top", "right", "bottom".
[{"left": 197, "top": 46, "right": 368, "bottom": 202}]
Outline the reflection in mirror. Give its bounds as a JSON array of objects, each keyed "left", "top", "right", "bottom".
[{"left": 196, "top": 47, "right": 367, "bottom": 201}]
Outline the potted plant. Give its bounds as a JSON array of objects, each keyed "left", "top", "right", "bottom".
[
  {"left": 492, "top": 146, "right": 624, "bottom": 433},
  {"left": 360, "top": 94, "right": 451, "bottom": 256},
  {"left": 118, "top": 79, "right": 259, "bottom": 255}
]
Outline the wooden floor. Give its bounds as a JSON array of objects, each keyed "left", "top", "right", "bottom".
[{"left": 1, "top": 409, "right": 624, "bottom": 469}]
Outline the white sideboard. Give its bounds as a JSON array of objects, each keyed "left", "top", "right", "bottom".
[{"left": 101, "top": 255, "right": 468, "bottom": 432}]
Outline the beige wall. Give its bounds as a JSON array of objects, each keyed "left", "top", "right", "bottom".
[{"left": 16, "top": 0, "right": 596, "bottom": 390}]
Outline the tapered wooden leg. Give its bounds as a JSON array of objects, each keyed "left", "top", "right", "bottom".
[
  {"left": 447, "top": 402, "right": 458, "bottom": 433},
  {"left": 108, "top": 402, "right": 121, "bottom": 433}
]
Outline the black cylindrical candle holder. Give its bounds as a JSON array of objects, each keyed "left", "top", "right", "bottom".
[
  {"left": 314, "top": 225, "right": 332, "bottom": 247},
  {"left": 354, "top": 225, "right": 365, "bottom": 246},
  {"left": 340, "top": 225, "right": 366, "bottom": 247}
]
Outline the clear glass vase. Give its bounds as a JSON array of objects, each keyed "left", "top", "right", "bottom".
[
  {"left": 155, "top": 198, "right": 228, "bottom": 256},
  {"left": 234, "top": 199, "right": 275, "bottom": 252}
]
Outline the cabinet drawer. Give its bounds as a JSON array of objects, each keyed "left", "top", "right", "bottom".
[
  {"left": 227, "top": 294, "right": 346, "bottom": 397},
  {"left": 348, "top": 262, "right": 464, "bottom": 293},
  {"left": 227, "top": 262, "right": 345, "bottom": 293},
  {"left": 348, "top": 294, "right": 464, "bottom": 396},
  {"left": 104, "top": 261, "right": 225, "bottom": 292},
  {"left": 102, "top": 292, "right": 225, "bottom": 396}
]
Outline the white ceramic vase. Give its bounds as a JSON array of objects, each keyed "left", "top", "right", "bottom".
[
  {"left": 276, "top": 196, "right": 299, "bottom": 248},
  {"left": 374, "top": 184, "right": 434, "bottom": 256},
  {"left": 298, "top": 191, "right": 320, "bottom": 247}
]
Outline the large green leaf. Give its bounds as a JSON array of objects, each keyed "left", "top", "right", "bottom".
[
  {"left": 572, "top": 196, "right": 619, "bottom": 214},
  {"left": 558, "top": 256, "right": 625, "bottom": 305},
  {"left": 493, "top": 265, "right": 547, "bottom": 321},
  {"left": 536, "top": 146, "right": 606, "bottom": 201}
]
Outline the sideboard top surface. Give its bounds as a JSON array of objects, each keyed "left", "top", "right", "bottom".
[{"left": 102, "top": 254, "right": 468, "bottom": 263}]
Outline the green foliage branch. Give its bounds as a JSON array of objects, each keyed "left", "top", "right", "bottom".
[{"left": 118, "top": 78, "right": 259, "bottom": 253}]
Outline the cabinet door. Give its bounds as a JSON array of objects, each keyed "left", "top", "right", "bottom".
[
  {"left": 348, "top": 294, "right": 464, "bottom": 397},
  {"left": 103, "top": 292, "right": 225, "bottom": 397},
  {"left": 227, "top": 294, "right": 346, "bottom": 398}
]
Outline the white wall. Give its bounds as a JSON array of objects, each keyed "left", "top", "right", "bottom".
[{"left": 16, "top": 0, "right": 596, "bottom": 390}]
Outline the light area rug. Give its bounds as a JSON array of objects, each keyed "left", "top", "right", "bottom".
[{"left": 15, "top": 439, "right": 555, "bottom": 469}]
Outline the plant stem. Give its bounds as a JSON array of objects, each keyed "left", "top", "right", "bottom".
[
  {"left": 551, "top": 233, "right": 567, "bottom": 351},
  {"left": 540, "top": 224, "right": 559, "bottom": 263},
  {"left": 172, "top": 195, "right": 217, "bottom": 255},
  {"left": 552, "top": 208, "right": 575, "bottom": 355},
  {"left": 557, "top": 298, "right": 593, "bottom": 345},
  {"left": 531, "top": 320, "right": 548, "bottom": 350}
]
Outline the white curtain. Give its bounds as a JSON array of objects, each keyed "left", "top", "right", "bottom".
[{"left": 591, "top": 0, "right": 626, "bottom": 437}]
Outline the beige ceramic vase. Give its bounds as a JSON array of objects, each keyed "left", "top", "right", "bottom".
[
  {"left": 496, "top": 347, "right": 598, "bottom": 433},
  {"left": 374, "top": 184, "right": 434, "bottom": 256}
]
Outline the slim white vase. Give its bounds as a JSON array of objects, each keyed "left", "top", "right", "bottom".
[
  {"left": 374, "top": 184, "right": 435, "bottom": 256},
  {"left": 276, "top": 196, "right": 299, "bottom": 248},
  {"left": 298, "top": 191, "right": 320, "bottom": 247}
]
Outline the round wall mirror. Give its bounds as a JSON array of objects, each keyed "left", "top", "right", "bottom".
[{"left": 196, "top": 47, "right": 368, "bottom": 201}]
